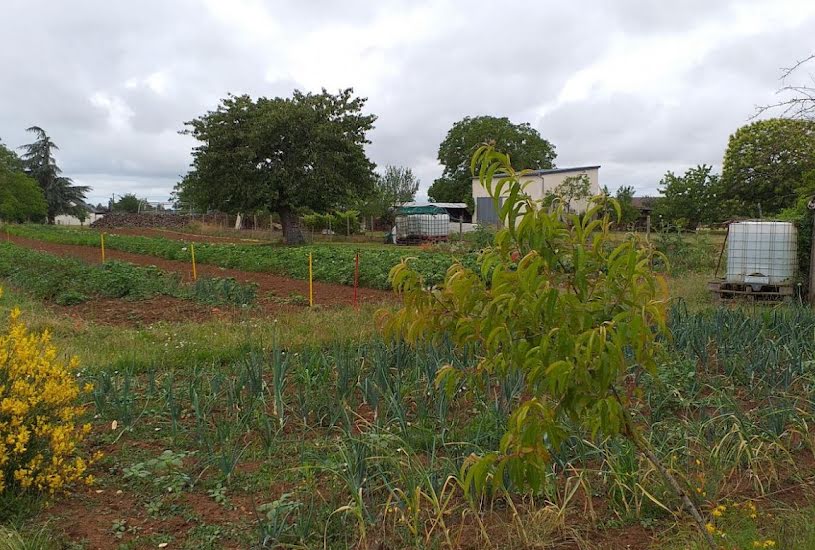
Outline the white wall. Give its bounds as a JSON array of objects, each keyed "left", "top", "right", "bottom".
[
  {"left": 54, "top": 213, "right": 105, "bottom": 226},
  {"left": 471, "top": 167, "right": 601, "bottom": 223}
]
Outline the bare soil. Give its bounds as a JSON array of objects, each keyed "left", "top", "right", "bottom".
[
  {"left": 110, "top": 226, "right": 270, "bottom": 244},
  {"left": 53, "top": 296, "right": 240, "bottom": 326},
  {"left": 46, "top": 486, "right": 251, "bottom": 549}
]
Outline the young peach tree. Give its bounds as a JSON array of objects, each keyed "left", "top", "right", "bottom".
[{"left": 381, "top": 146, "right": 715, "bottom": 547}]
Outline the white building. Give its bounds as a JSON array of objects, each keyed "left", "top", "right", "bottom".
[
  {"left": 54, "top": 209, "right": 106, "bottom": 226},
  {"left": 471, "top": 165, "right": 601, "bottom": 225}
]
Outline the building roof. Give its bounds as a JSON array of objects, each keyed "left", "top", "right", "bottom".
[
  {"left": 396, "top": 205, "right": 447, "bottom": 215},
  {"left": 471, "top": 165, "right": 601, "bottom": 178},
  {"left": 399, "top": 201, "right": 468, "bottom": 209}
]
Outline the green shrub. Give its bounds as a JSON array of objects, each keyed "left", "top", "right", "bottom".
[
  {"left": 653, "top": 226, "right": 717, "bottom": 275},
  {"left": 303, "top": 210, "right": 361, "bottom": 234}
]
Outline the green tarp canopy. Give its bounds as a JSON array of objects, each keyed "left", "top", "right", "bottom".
[{"left": 395, "top": 205, "right": 446, "bottom": 215}]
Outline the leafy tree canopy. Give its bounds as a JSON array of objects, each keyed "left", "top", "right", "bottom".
[
  {"left": 653, "top": 165, "right": 720, "bottom": 230},
  {"left": 112, "top": 194, "right": 143, "bottom": 213},
  {"left": 615, "top": 185, "right": 640, "bottom": 227},
  {"left": 18, "top": 126, "right": 88, "bottom": 224},
  {"left": 720, "top": 118, "right": 815, "bottom": 217},
  {"left": 357, "top": 165, "right": 420, "bottom": 222},
  {"left": 378, "top": 165, "right": 420, "bottom": 206},
  {"left": 176, "top": 88, "right": 377, "bottom": 244},
  {"left": 0, "top": 141, "right": 46, "bottom": 223},
  {"left": 428, "top": 116, "right": 556, "bottom": 207}
]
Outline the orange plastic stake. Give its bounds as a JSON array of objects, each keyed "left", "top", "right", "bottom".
[{"left": 190, "top": 243, "right": 197, "bottom": 281}]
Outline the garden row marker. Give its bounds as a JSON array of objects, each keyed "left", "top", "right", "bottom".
[
  {"left": 100, "top": 232, "right": 106, "bottom": 263},
  {"left": 353, "top": 252, "right": 359, "bottom": 308},
  {"left": 190, "top": 243, "right": 197, "bottom": 281},
  {"left": 308, "top": 252, "right": 313, "bottom": 307}
]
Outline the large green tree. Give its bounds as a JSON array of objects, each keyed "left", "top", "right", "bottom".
[
  {"left": 0, "top": 141, "right": 46, "bottom": 223},
  {"left": 18, "top": 126, "right": 89, "bottom": 224},
  {"left": 720, "top": 119, "right": 815, "bottom": 217},
  {"left": 177, "top": 89, "right": 377, "bottom": 244},
  {"left": 653, "top": 165, "right": 720, "bottom": 230},
  {"left": 428, "top": 116, "right": 556, "bottom": 206}
]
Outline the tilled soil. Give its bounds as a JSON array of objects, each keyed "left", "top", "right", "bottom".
[
  {"left": 109, "top": 226, "right": 269, "bottom": 244},
  {"left": 53, "top": 296, "right": 247, "bottom": 326}
]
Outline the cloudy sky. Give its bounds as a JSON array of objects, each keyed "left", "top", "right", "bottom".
[{"left": 1, "top": 0, "right": 814, "bottom": 205}]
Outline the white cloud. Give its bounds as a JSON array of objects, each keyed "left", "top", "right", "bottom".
[{"left": 89, "top": 92, "right": 134, "bottom": 131}]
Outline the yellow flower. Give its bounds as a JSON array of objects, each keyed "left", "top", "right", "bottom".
[
  {"left": 705, "top": 523, "right": 716, "bottom": 535},
  {"left": 0, "top": 299, "right": 95, "bottom": 496},
  {"left": 712, "top": 505, "right": 726, "bottom": 517}
]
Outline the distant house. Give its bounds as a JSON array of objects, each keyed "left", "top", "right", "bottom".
[
  {"left": 54, "top": 205, "right": 107, "bottom": 226},
  {"left": 471, "top": 165, "right": 601, "bottom": 225}
]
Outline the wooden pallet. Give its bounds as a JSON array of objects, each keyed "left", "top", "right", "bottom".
[{"left": 708, "top": 279, "right": 795, "bottom": 301}]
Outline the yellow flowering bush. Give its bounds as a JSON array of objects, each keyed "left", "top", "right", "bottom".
[{"left": 0, "top": 297, "right": 95, "bottom": 494}]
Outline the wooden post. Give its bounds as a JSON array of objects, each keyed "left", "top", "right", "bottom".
[
  {"left": 190, "top": 243, "right": 197, "bottom": 281},
  {"left": 346, "top": 215, "right": 350, "bottom": 238},
  {"left": 308, "top": 252, "right": 314, "bottom": 307},
  {"left": 100, "top": 233, "right": 106, "bottom": 263},
  {"left": 645, "top": 214, "right": 651, "bottom": 241},
  {"left": 714, "top": 224, "right": 730, "bottom": 279},
  {"left": 459, "top": 217, "right": 463, "bottom": 239},
  {"left": 809, "top": 210, "right": 815, "bottom": 307}
]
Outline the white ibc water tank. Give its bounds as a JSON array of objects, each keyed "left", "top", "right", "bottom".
[
  {"left": 726, "top": 221, "right": 797, "bottom": 286},
  {"left": 418, "top": 213, "right": 449, "bottom": 237},
  {"left": 395, "top": 213, "right": 449, "bottom": 239}
]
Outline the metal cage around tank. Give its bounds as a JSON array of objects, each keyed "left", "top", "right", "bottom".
[
  {"left": 709, "top": 220, "right": 798, "bottom": 301},
  {"left": 394, "top": 205, "right": 450, "bottom": 245}
]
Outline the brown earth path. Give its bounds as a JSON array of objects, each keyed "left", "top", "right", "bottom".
[
  {"left": 8, "top": 234, "right": 394, "bottom": 308},
  {"left": 110, "top": 226, "right": 270, "bottom": 244}
]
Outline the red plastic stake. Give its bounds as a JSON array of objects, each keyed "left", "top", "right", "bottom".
[{"left": 354, "top": 252, "right": 359, "bottom": 308}]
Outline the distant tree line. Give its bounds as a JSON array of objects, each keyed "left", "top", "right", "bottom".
[
  {"left": 173, "top": 59, "right": 815, "bottom": 243},
  {"left": 646, "top": 118, "right": 815, "bottom": 230}
]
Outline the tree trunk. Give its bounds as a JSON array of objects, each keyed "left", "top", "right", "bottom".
[
  {"left": 614, "top": 392, "right": 716, "bottom": 549},
  {"left": 279, "top": 207, "right": 305, "bottom": 245}
]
